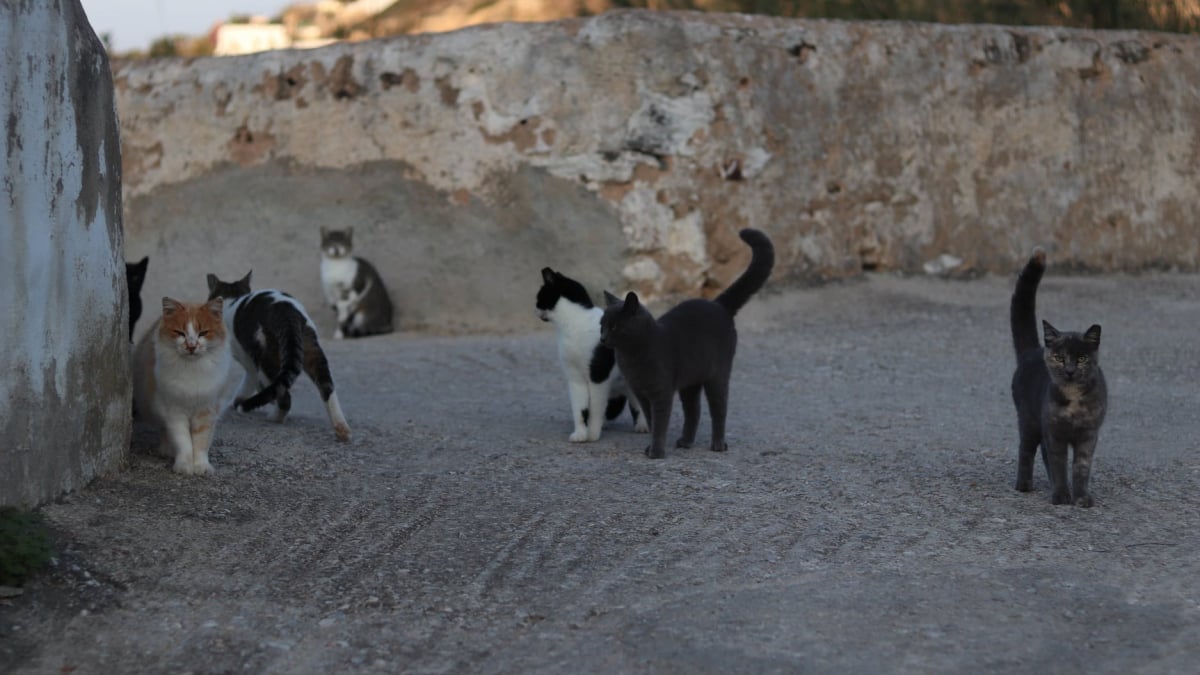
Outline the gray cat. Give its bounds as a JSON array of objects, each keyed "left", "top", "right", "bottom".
[
  {"left": 600, "top": 228, "right": 774, "bottom": 459},
  {"left": 1010, "top": 248, "right": 1107, "bottom": 507},
  {"left": 319, "top": 227, "right": 395, "bottom": 339}
]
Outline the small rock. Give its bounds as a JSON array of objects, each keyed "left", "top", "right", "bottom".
[
  {"left": 923, "top": 253, "right": 963, "bottom": 276},
  {"left": 0, "top": 586, "right": 24, "bottom": 598}
]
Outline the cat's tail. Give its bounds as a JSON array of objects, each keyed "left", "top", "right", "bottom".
[
  {"left": 715, "top": 228, "right": 775, "bottom": 317},
  {"left": 237, "top": 314, "right": 305, "bottom": 413},
  {"left": 1010, "top": 248, "right": 1046, "bottom": 361}
]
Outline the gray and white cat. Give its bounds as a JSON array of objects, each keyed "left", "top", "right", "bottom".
[
  {"left": 600, "top": 228, "right": 774, "bottom": 459},
  {"left": 207, "top": 271, "right": 351, "bottom": 442},
  {"left": 537, "top": 267, "right": 646, "bottom": 442},
  {"left": 1010, "top": 248, "right": 1107, "bottom": 507},
  {"left": 320, "top": 227, "right": 394, "bottom": 339}
]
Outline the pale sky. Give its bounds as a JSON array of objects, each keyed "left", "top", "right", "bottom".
[{"left": 79, "top": 0, "right": 290, "bottom": 52}]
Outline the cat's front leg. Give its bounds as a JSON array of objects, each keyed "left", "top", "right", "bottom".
[
  {"left": 586, "top": 380, "right": 612, "bottom": 442},
  {"left": 567, "top": 378, "right": 591, "bottom": 442},
  {"left": 645, "top": 397, "right": 673, "bottom": 459},
  {"left": 1070, "top": 437, "right": 1098, "bottom": 508},
  {"left": 1043, "top": 433, "right": 1071, "bottom": 505},
  {"left": 163, "top": 416, "right": 196, "bottom": 475},
  {"left": 188, "top": 411, "right": 217, "bottom": 475},
  {"left": 628, "top": 396, "right": 649, "bottom": 433}
]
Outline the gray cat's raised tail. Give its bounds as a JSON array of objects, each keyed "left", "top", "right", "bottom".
[
  {"left": 715, "top": 229, "right": 775, "bottom": 316},
  {"left": 1010, "top": 248, "right": 1046, "bottom": 361}
]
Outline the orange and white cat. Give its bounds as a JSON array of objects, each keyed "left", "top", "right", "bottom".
[{"left": 132, "top": 297, "right": 234, "bottom": 475}]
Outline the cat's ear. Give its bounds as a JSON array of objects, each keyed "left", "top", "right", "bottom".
[
  {"left": 541, "top": 267, "right": 557, "bottom": 284},
  {"left": 623, "top": 292, "right": 640, "bottom": 314},
  {"left": 1083, "top": 324, "right": 1101, "bottom": 348},
  {"left": 206, "top": 273, "right": 219, "bottom": 293},
  {"left": 241, "top": 270, "right": 253, "bottom": 287},
  {"left": 205, "top": 296, "right": 224, "bottom": 317},
  {"left": 603, "top": 290, "right": 622, "bottom": 306},
  {"left": 1042, "top": 320, "right": 1061, "bottom": 345},
  {"left": 162, "top": 297, "right": 182, "bottom": 315},
  {"left": 132, "top": 256, "right": 148, "bottom": 274}
]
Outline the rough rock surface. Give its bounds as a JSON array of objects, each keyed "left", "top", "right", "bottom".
[
  {"left": 115, "top": 11, "right": 1200, "bottom": 335},
  {"left": 2, "top": 273, "right": 1198, "bottom": 672},
  {"left": 0, "top": 0, "right": 128, "bottom": 506}
]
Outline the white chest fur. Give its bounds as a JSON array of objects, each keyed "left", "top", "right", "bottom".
[{"left": 320, "top": 256, "right": 357, "bottom": 304}]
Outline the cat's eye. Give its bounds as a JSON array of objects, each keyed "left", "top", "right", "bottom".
[
  {"left": 173, "top": 330, "right": 186, "bottom": 338},
  {"left": 1049, "top": 353, "right": 1063, "bottom": 363},
  {"left": 198, "top": 331, "right": 209, "bottom": 338},
  {"left": 1077, "top": 355, "right": 1089, "bottom": 364}
]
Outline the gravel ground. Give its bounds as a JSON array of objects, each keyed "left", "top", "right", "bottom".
[{"left": 3, "top": 271, "right": 1199, "bottom": 674}]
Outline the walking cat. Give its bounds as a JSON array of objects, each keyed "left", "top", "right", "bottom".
[
  {"left": 132, "top": 296, "right": 232, "bottom": 475},
  {"left": 320, "top": 227, "right": 394, "bottom": 339},
  {"left": 126, "top": 256, "right": 148, "bottom": 340},
  {"left": 206, "top": 271, "right": 352, "bottom": 442},
  {"left": 600, "top": 228, "right": 774, "bottom": 459},
  {"left": 537, "top": 267, "right": 647, "bottom": 442},
  {"left": 1010, "top": 248, "right": 1107, "bottom": 507}
]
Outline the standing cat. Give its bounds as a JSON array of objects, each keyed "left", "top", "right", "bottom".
[
  {"left": 537, "top": 267, "right": 647, "bottom": 442},
  {"left": 320, "top": 227, "right": 394, "bottom": 339},
  {"left": 600, "top": 228, "right": 774, "bottom": 459},
  {"left": 207, "top": 271, "right": 352, "bottom": 442},
  {"left": 1010, "top": 248, "right": 1107, "bottom": 507},
  {"left": 132, "top": 296, "right": 232, "bottom": 475},
  {"left": 126, "top": 256, "right": 148, "bottom": 340}
]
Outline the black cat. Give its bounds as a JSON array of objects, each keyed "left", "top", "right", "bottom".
[
  {"left": 126, "top": 256, "right": 148, "bottom": 341},
  {"left": 1010, "top": 249, "right": 1107, "bottom": 507},
  {"left": 600, "top": 228, "right": 774, "bottom": 459}
]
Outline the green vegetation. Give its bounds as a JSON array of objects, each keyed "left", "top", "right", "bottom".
[{"left": 0, "top": 507, "right": 53, "bottom": 587}]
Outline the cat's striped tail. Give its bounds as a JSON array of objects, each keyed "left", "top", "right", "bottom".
[
  {"left": 1010, "top": 248, "right": 1046, "bottom": 361},
  {"left": 237, "top": 313, "right": 305, "bottom": 413},
  {"left": 715, "top": 229, "right": 775, "bottom": 317}
]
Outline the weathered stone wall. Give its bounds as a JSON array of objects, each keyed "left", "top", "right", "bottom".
[
  {"left": 115, "top": 11, "right": 1200, "bottom": 335},
  {"left": 1, "top": 1, "right": 129, "bottom": 506}
]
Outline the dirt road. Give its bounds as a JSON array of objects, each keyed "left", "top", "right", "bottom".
[{"left": 3, "top": 272, "right": 1198, "bottom": 673}]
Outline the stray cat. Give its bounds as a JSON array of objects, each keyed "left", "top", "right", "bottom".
[
  {"left": 320, "top": 227, "right": 394, "bottom": 339},
  {"left": 126, "top": 256, "right": 148, "bottom": 340},
  {"left": 537, "top": 267, "right": 647, "bottom": 442},
  {"left": 132, "top": 296, "right": 232, "bottom": 475},
  {"left": 207, "top": 271, "right": 352, "bottom": 442},
  {"left": 1010, "top": 248, "right": 1107, "bottom": 507},
  {"left": 600, "top": 228, "right": 774, "bottom": 459}
]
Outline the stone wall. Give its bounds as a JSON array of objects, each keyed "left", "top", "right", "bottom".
[
  {"left": 1, "top": 1, "right": 129, "bottom": 506},
  {"left": 115, "top": 11, "right": 1200, "bottom": 335}
]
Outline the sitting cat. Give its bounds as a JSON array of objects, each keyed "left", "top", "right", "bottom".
[
  {"left": 600, "top": 228, "right": 774, "bottom": 459},
  {"left": 1010, "top": 248, "right": 1107, "bottom": 507},
  {"left": 320, "top": 227, "right": 394, "bottom": 339},
  {"left": 132, "top": 296, "right": 232, "bottom": 475},
  {"left": 537, "top": 267, "right": 647, "bottom": 442},
  {"left": 125, "top": 256, "right": 148, "bottom": 340},
  {"left": 206, "top": 271, "right": 352, "bottom": 442}
]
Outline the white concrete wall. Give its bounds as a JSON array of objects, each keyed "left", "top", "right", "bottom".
[{"left": 1, "top": 0, "right": 129, "bottom": 506}]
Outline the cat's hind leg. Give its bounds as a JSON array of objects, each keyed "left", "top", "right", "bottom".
[
  {"left": 269, "top": 389, "right": 292, "bottom": 424},
  {"left": 302, "top": 330, "right": 351, "bottom": 442},
  {"left": 675, "top": 385, "right": 702, "bottom": 449},
  {"left": 704, "top": 377, "right": 730, "bottom": 452},
  {"left": 585, "top": 379, "right": 612, "bottom": 442},
  {"left": 1014, "top": 426, "right": 1040, "bottom": 492}
]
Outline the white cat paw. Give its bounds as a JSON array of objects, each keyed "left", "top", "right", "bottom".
[
  {"left": 587, "top": 428, "right": 602, "bottom": 442},
  {"left": 568, "top": 429, "right": 589, "bottom": 443},
  {"left": 334, "top": 330, "right": 345, "bottom": 340},
  {"left": 633, "top": 420, "right": 650, "bottom": 433}
]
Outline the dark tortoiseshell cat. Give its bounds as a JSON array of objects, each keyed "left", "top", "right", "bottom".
[{"left": 1010, "top": 249, "right": 1107, "bottom": 507}]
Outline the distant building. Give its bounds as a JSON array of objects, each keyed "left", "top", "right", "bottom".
[{"left": 212, "top": 21, "right": 291, "bottom": 56}]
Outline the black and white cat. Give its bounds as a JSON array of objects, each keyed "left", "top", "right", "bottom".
[
  {"left": 600, "top": 229, "right": 774, "bottom": 459},
  {"left": 537, "top": 267, "right": 646, "bottom": 442},
  {"left": 320, "top": 227, "right": 394, "bottom": 339},
  {"left": 126, "top": 256, "right": 148, "bottom": 341},
  {"left": 206, "top": 271, "right": 351, "bottom": 442},
  {"left": 1010, "top": 248, "right": 1107, "bottom": 507}
]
